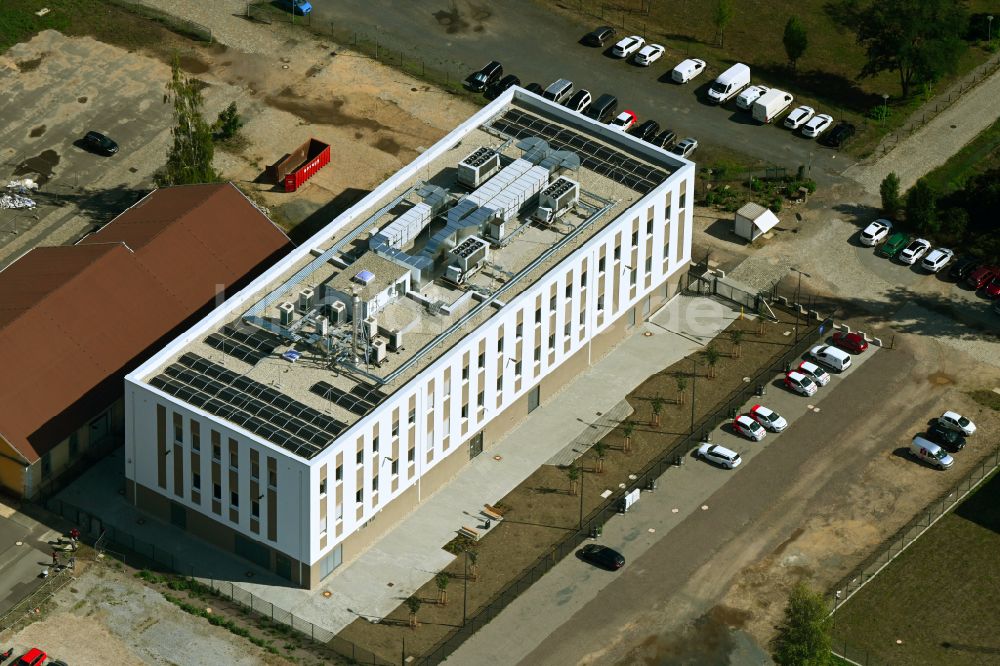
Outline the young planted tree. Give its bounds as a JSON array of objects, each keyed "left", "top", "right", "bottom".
[
  {"left": 435, "top": 572, "right": 450, "bottom": 606},
  {"left": 593, "top": 441, "right": 607, "bottom": 474},
  {"left": 650, "top": 394, "right": 665, "bottom": 427},
  {"left": 467, "top": 548, "right": 480, "bottom": 581},
  {"left": 675, "top": 374, "right": 688, "bottom": 405},
  {"left": 405, "top": 596, "right": 422, "bottom": 629},
  {"left": 713, "top": 0, "right": 734, "bottom": 47},
  {"left": 621, "top": 420, "right": 635, "bottom": 453},
  {"left": 704, "top": 344, "right": 721, "bottom": 379},
  {"left": 730, "top": 329, "right": 744, "bottom": 358},
  {"left": 771, "top": 583, "right": 833, "bottom": 665},
  {"left": 783, "top": 17, "right": 809, "bottom": 71},
  {"left": 566, "top": 465, "right": 581, "bottom": 496},
  {"left": 161, "top": 56, "right": 219, "bottom": 186},
  {"left": 880, "top": 172, "right": 902, "bottom": 219}
]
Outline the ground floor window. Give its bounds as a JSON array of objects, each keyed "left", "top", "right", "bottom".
[{"left": 319, "top": 544, "right": 343, "bottom": 581}]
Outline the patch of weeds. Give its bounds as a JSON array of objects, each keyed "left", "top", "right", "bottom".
[
  {"left": 968, "top": 390, "right": 1000, "bottom": 412},
  {"left": 71, "top": 599, "right": 86, "bottom": 611}
]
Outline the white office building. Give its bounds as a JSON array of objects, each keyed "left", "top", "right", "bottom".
[{"left": 125, "top": 89, "right": 695, "bottom": 587}]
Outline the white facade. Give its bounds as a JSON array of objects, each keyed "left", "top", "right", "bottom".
[{"left": 125, "top": 88, "right": 695, "bottom": 586}]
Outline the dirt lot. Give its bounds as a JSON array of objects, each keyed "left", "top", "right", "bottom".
[
  {"left": 0, "top": 560, "right": 292, "bottom": 665},
  {"left": 337, "top": 311, "right": 815, "bottom": 661}
]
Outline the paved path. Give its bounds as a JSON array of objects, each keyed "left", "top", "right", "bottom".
[
  {"left": 58, "top": 294, "right": 739, "bottom": 635},
  {"left": 845, "top": 64, "right": 1000, "bottom": 195}
]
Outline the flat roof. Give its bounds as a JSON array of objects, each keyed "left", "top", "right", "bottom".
[{"left": 137, "top": 92, "right": 690, "bottom": 460}]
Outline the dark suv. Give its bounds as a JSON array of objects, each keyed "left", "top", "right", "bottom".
[
  {"left": 582, "top": 26, "right": 616, "bottom": 47},
  {"left": 820, "top": 121, "right": 855, "bottom": 148},
  {"left": 631, "top": 119, "right": 660, "bottom": 142},
  {"left": 485, "top": 74, "right": 520, "bottom": 100},
  {"left": 948, "top": 256, "right": 979, "bottom": 281},
  {"left": 465, "top": 61, "right": 503, "bottom": 92},
  {"left": 927, "top": 423, "right": 965, "bottom": 452}
]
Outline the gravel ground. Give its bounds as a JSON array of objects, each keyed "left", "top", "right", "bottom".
[{"left": 141, "top": 0, "right": 292, "bottom": 55}]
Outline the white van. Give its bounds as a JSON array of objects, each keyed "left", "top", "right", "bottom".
[
  {"left": 671, "top": 58, "right": 706, "bottom": 83},
  {"left": 910, "top": 436, "right": 954, "bottom": 469},
  {"left": 736, "top": 85, "right": 769, "bottom": 110},
  {"left": 543, "top": 78, "right": 574, "bottom": 104},
  {"left": 808, "top": 344, "right": 852, "bottom": 372},
  {"left": 752, "top": 89, "right": 794, "bottom": 123},
  {"left": 707, "top": 63, "right": 750, "bottom": 104}
]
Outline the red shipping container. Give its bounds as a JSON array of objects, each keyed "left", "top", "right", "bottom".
[{"left": 267, "top": 138, "right": 331, "bottom": 192}]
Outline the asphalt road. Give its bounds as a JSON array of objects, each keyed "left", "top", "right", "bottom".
[{"left": 317, "top": 0, "right": 853, "bottom": 184}]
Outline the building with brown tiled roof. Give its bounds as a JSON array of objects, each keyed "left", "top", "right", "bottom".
[{"left": 0, "top": 182, "right": 291, "bottom": 499}]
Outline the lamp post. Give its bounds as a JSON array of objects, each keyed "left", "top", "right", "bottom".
[
  {"left": 790, "top": 268, "right": 811, "bottom": 343},
  {"left": 690, "top": 358, "right": 697, "bottom": 436},
  {"left": 989, "top": 15, "right": 994, "bottom": 43},
  {"left": 462, "top": 550, "right": 468, "bottom": 627},
  {"left": 881, "top": 94, "right": 889, "bottom": 127},
  {"left": 578, "top": 463, "right": 585, "bottom": 531}
]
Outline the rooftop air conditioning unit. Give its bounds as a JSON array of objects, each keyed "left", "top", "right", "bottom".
[
  {"left": 457, "top": 147, "right": 501, "bottom": 188},
  {"left": 536, "top": 177, "right": 580, "bottom": 224},
  {"left": 278, "top": 302, "right": 295, "bottom": 326},
  {"left": 298, "top": 287, "right": 315, "bottom": 312},
  {"left": 371, "top": 336, "right": 389, "bottom": 364},
  {"left": 315, "top": 316, "right": 329, "bottom": 336},
  {"left": 363, "top": 316, "right": 378, "bottom": 340},
  {"left": 328, "top": 300, "right": 347, "bottom": 325}
]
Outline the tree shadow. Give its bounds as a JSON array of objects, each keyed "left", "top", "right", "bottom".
[
  {"left": 28, "top": 184, "right": 150, "bottom": 228},
  {"left": 751, "top": 63, "right": 881, "bottom": 115},
  {"left": 954, "top": 469, "right": 1000, "bottom": 535}
]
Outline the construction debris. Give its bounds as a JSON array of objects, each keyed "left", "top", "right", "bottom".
[{"left": 1, "top": 194, "right": 37, "bottom": 210}]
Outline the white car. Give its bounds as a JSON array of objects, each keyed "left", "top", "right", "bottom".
[
  {"left": 670, "top": 137, "right": 698, "bottom": 158},
  {"left": 921, "top": 247, "right": 954, "bottom": 272},
  {"left": 612, "top": 35, "right": 645, "bottom": 58},
  {"left": 733, "top": 414, "right": 767, "bottom": 441},
  {"left": 750, "top": 404, "right": 787, "bottom": 432},
  {"left": 802, "top": 114, "right": 834, "bottom": 138},
  {"left": 608, "top": 110, "right": 637, "bottom": 132},
  {"left": 670, "top": 58, "right": 706, "bottom": 83},
  {"left": 697, "top": 443, "right": 742, "bottom": 469},
  {"left": 736, "top": 85, "right": 769, "bottom": 111},
  {"left": 899, "top": 238, "right": 931, "bottom": 264},
  {"left": 784, "top": 105, "right": 815, "bottom": 130},
  {"left": 939, "top": 411, "right": 976, "bottom": 436},
  {"left": 784, "top": 371, "right": 818, "bottom": 397},
  {"left": 797, "top": 361, "right": 830, "bottom": 386},
  {"left": 859, "top": 219, "right": 892, "bottom": 246},
  {"left": 634, "top": 43, "right": 665, "bottom": 66}
]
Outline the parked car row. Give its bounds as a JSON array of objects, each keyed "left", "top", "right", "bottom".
[
  {"left": 911, "top": 411, "right": 977, "bottom": 469},
  {"left": 464, "top": 60, "right": 699, "bottom": 159}
]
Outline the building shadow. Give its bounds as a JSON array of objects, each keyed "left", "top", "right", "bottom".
[{"left": 286, "top": 187, "right": 370, "bottom": 245}]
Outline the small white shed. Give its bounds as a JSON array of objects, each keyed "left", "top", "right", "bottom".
[{"left": 734, "top": 202, "right": 779, "bottom": 242}]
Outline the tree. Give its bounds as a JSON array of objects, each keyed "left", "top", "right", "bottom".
[
  {"left": 880, "top": 172, "right": 902, "bottom": 218},
  {"left": 435, "top": 572, "right": 450, "bottom": 605},
  {"left": 834, "top": 0, "right": 968, "bottom": 98},
  {"left": 566, "top": 465, "right": 581, "bottom": 496},
  {"left": 467, "top": 549, "right": 480, "bottom": 581},
  {"left": 593, "top": 442, "right": 607, "bottom": 473},
  {"left": 704, "top": 344, "right": 721, "bottom": 378},
  {"left": 906, "top": 178, "right": 938, "bottom": 235},
  {"left": 675, "top": 374, "right": 688, "bottom": 405},
  {"left": 621, "top": 421, "right": 635, "bottom": 453},
  {"left": 405, "top": 596, "right": 422, "bottom": 628},
  {"left": 783, "top": 17, "right": 809, "bottom": 70},
  {"left": 713, "top": 0, "right": 734, "bottom": 47},
  {"left": 729, "top": 329, "right": 744, "bottom": 358},
  {"left": 212, "top": 102, "right": 244, "bottom": 142},
  {"left": 771, "top": 583, "right": 833, "bottom": 665},
  {"left": 650, "top": 394, "right": 665, "bottom": 427},
  {"left": 161, "top": 57, "right": 219, "bottom": 186}
]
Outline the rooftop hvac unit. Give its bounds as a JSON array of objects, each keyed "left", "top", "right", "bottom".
[
  {"left": 278, "top": 302, "right": 295, "bottom": 326},
  {"left": 328, "top": 300, "right": 347, "bottom": 325},
  {"left": 536, "top": 177, "right": 580, "bottom": 224},
  {"left": 298, "top": 287, "right": 315, "bottom": 312},
  {"left": 363, "top": 316, "right": 378, "bottom": 340},
  {"left": 371, "top": 336, "right": 388, "bottom": 365},
  {"left": 457, "top": 147, "right": 501, "bottom": 188},
  {"left": 449, "top": 236, "right": 490, "bottom": 272}
]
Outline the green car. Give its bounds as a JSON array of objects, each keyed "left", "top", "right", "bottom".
[{"left": 877, "top": 231, "right": 909, "bottom": 258}]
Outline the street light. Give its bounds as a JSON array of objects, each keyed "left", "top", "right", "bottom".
[
  {"left": 989, "top": 16, "right": 995, "bottom": 43},
  {"left": 690, "top": 358, "right": 697, "bottom": 436},
  {"left": 790, "top": 268, "right": 811, "bottom": 343},
  {"left": 881, "top": 94, "right": 889, "bottom": 127}
]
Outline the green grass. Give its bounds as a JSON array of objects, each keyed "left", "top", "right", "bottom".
[
  {"left": 968, "top": 389, "right": 1000, "bottom": 412},
  {"left": 832, "top": 470, "right": 1000, "bottom": 665},
  {"left": 922, "top": 117, "right": 1000, "bottom": 193}
]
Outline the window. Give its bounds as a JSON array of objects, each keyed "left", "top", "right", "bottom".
[
  {"left": 250, "top": 458, "right": 259, "bottom": 480},
  {"left": 514, "top": 360, "right": 522, "bottom": 376},
  {"left": 631, "top": 230, "right": 638, "bottom": 247},
  {"left": 535, "top": 306, "right": 542, "bottom": 322},
  {"left": 679, "top": 192, "right": 687, "bottom": 209},
  {"left": 597, "top": 295, "right": 605, "bottom": 311},
  {"left": 192, "top": 472, "right": 201, "bottom": 490},
  {"left": 191, "top": 424, "right": 200, "bottom": 452},
  {"left": 461, "top": 403, "right": 469, "bottom": 418},
  {"left": 564, "top": 322, "right": 571, "bottom": 336},
  {"left": 373, "top": 435, "right": 380, "bottom": 452},
  {"left": 320, "top": 478, "right": 327, "bottom": 495},
  {"left": 212, "top": 442, "right": 221, "bottom": 462},
  {"left": 335, "top": 464, "right": 343, "bottom": 481},
  {"left": 408, "top": 447, "right": 416, "bottom": 463},
  {"left": 356, "top": 449, "right": 364, "bottom": 464},
  {"left": 68, "top": 432, "right": 79, "bottom": 458},
  {"left": 408, "top": 408, "right": 416, "bottom": 425},
  {"left": 598, "top": 256, "right": 606, "bottom": 273},
  {"left": 534, "top": 345, "right": 541, "bottom": 362},
  {"left": 630, "top": 268, "right": 638, "bottom": 286},
  {"left": 548, "top": 334, "right": 555, "bottom": 350},
  {"left": 336, "top": 503, "right": 344, "bottom": 521},
  {"left": 478, "top": 351, "right": 485, "bottom": 368},
  {"left": 213, "top": 483, "right": 222, "bottom": 501},
  {"left": 565, "top": 283, "right": 572, "bottom": 298},
  {"left": 497, "top": 376, "right": 503, "bottom": 391},
  {"left": 580, "top": 311, "right": 586, "bottom": 325},
  {"left": 647, "top": 218, "right": 654, "bottom": 234},
  {"left": 515, "top": 322, "right": 523, "bottom": 339},
  {"left": 251, "top": 500, "right": 260, "bottom": 518},
  {"left": 477, "top": 391, "right": 485, "bottom": 407},
  {"left": 373, "top": 475, "right": 380, "bottom": 491},
  {"left": 231, "top": 491, "right": 239, "bottom": 508},
  {"left": 549, "top": 294, "right": 556, "bottom": 310},
  {"left": 355, "top": 489, "right": 363, "bottom": 504},
  {"left": 645, "top": 257, "right": 652, "bottom": 273},
  {"left": 497, "top": 337, "right": 504, "bottom": 352},
  {"left": 268, "top": 468, "right": 277, "bottom": 489},
  {"left": 392, "top": 420, "right": 399, "bottom": 437},
  {"left": 174, "top": 421, "right": 183, "bottom": 443},
  {"left": 229, "top": 447, "right": 238, "bottom": 470},
  {"left": 391, "top": 459, "right": 399, "bottom": 475},
  {"left": 462, "top": 365, "right": 470, "bottom": 380},
  {"left": 664, "top": 239, "right": 670, "bottom": 258},
  {"left": 581, "top": 272, "right": 588, "bottom": 287},
  {"left": 614, "top": 245, "right": 621, "bottom": 260}
]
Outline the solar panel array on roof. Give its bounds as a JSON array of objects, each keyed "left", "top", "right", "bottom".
[
  {"left": 311, "top": 381, "right": 381, "bottom": 417},
  {"left": 490, "top": 108, "right": 668, "bottom": 194},
  {"left": 202, "top": 325, "right": 279, "bottom": 365},
  {"left": 149, "top": 352, "right": 346, "bottom": 459}
]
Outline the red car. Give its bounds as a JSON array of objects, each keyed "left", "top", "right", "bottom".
[
  {"left": 16, "top": 649, "right": 47, "bottom": 666},
  {"left": 832, "top": 331, "right": 868, "bottom": 354},
  {"left": 984, "top": 275, "right": 1000, "bottom": 298},
  {"left": 966, "top": 265, "right": 998, "bottom": 290}
]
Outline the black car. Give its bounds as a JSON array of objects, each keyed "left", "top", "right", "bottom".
[
  {"left": 82, "top": 131, "right": 119, "bottom": 155},
  {"left": 583, "top": 93, "right": 618, "bottom": 123},
  {"left": 927, "top": 423, "right": 966, "bottom": 452},
  {"left": 524, "top": 82, "right": 545, "bottom": 96},
  {"left": 649, "top": 128, "right": 677, "bottom": 148},
  {"left": 948, "top": 256, "right": 980, "bottom": 281},
  {"left": 819, "top": 121, "right": 855, "bottom": 148},
  {"left": 485, "top": 74, "right": 520, "bottom": 100},
  {"left": 579, "top": 544, "right": 625, "bottom": 570},
  {"left": 631, "top": 119, "right": 660, "bottom": 142},
  {"left": 582, "top": 25, "right": 616, "bottom": 47},
  {"left": 465, "top": 61, "right": 503, "bottom": 92}
]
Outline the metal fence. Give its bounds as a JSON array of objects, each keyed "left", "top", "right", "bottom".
[
  {"left": 0, "top": 568, "right": 73, "bottom": 633},
  {"left": 107, "top": 0, "right": 213, "bottom": 42},
  {"left": 418, "top": 306, "right": 828, "bottom": 665},
  {"left": 43, "top": 498, "right": 392, "bottom": 666}
]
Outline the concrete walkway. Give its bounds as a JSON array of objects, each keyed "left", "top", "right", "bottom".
[{"left": 57, "top": 294, "right": 738, "bottom": 636}]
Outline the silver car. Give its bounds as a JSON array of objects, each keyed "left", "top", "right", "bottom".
[{"left": 697, "top": 443, "right": 742, "bottom": 469}]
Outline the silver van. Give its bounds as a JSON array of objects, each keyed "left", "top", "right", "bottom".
[
  {"left": 809, "top": 344, "right": 851, "bottom": 372},
  {"left": 910, "top": 436, "right": 954, "bottom": 469},
  {"left": 543, "top": 78, "right": 574, "bottom": 104}
]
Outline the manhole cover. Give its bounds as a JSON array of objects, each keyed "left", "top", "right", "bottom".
[{"left": 323, "top": 590, "right": 333, "bottom": 597}]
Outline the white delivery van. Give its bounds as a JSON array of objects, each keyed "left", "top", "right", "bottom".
[
  {"left": 910, "top": 436, "right": 954, "bottom": 470},
  {"left": 707, "top": 63, "right": 751, "bottom": 104},
  {"left": 671, "top": 58, "right": 706, "bottom": 83},
  {"left": 809, "top": 344, "right": 852, "bottom": 372},
  {"left": 752, "top": 89, "right": 794, "bottom": 123}
]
